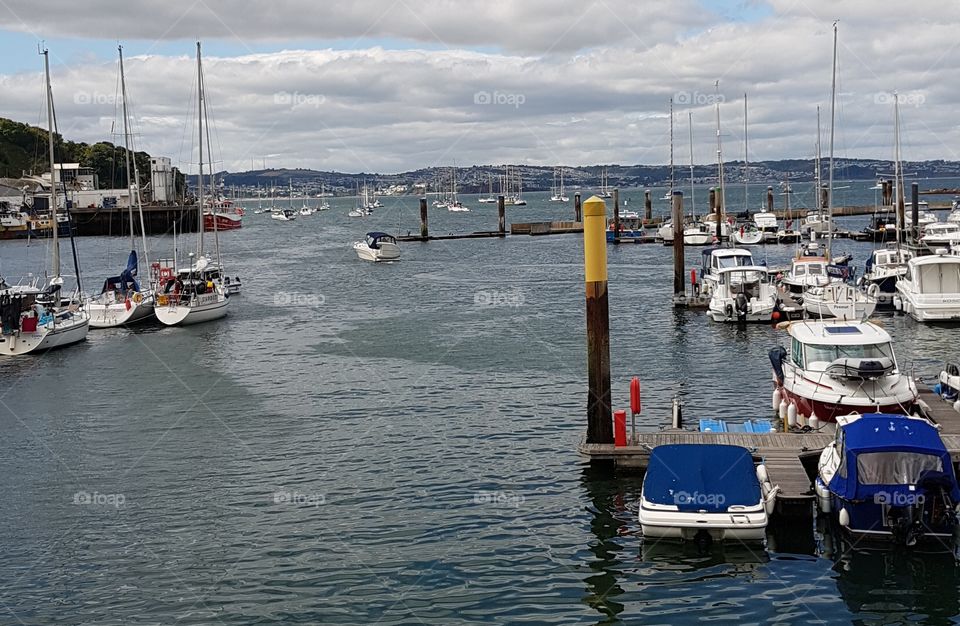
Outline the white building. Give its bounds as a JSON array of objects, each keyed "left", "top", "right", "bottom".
[{"left": 151, "top": 157, "right": 175, "bottom": 203}]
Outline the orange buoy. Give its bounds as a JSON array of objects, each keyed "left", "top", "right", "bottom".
[{"left": 630, "top": 377, "right": 641, "bottom": 415}]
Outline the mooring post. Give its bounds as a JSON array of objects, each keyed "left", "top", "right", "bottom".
[
  {"left": 497, "top": 195, "right": 506, "bottom": 235},
  {"left": 644, "top": 189, "right": 652, "bottom": 222},
  {"left": 419, "top": 197, "right": 428, "bottom": 239},
  {"left": 911, "top": 182, "right": 919, "bottom": 242},
  {"left": 583, "top": 196, "right": 613, "bottom": 445},
  {"left": 672, "top": 191, "right": 685, "bottom": 304},
  {"left": 612, "top": 189, "right": 620, "bottom": 243},
  {"left": 574, "top": 193, "right": 582, "bottom": 222},
  {"left": 766, "top": 186, "right": 774, "bottom": 212}
]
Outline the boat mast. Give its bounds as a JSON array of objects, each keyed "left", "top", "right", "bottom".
[
  {"left": 668, "top": 97, "right": 674, "bottom": 195},
  {"left": 714, "top": 80, "right": 726, "bottom": 225},
  {"left": 743, "top": 93, "right": 748, "bottom": 213},
  {"left": 815, "top": 106, "right": 822, "bottom": 218},
  {"left": 893, "top": 92, "right": 903, "bottom": 246},
  {"left": 688, "top": 112, "right": 696, "bottom": 214},
  {"left": 202, "top": 68, "right": 222, "bottom": 267},
  {"left": 826, "top": 21, "right": 838, "bottom": 259},
  {"left": 196, "top": 41, "right": 204, "bottom": 259},
  {"left": 119, "top": 45, "right": 149, "bottom": 268},
  {"left": 43, "top": 48, "right": 60, "bottom": 279}
]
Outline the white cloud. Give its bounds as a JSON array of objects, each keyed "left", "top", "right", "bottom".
[{"left": 1, "top": 0, "right": 959, "bottom": 172}]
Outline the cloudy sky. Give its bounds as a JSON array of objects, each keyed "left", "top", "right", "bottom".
[{"left": 0, "top": 0, "right": 958, "bottom": 174}]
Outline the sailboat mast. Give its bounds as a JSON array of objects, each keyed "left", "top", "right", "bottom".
[
  {"left": 118, "top": 46, "right": 136, "bottom": 249},
  {"left": 196, "top": 41, "right": 204, "bottom": 258},
  {"left": 688, "top": 112, "right": 696, "bottom": 214},
  {"left": 826, "top": 22, "right": 838, "bottom": 258},
  {"left": 743, "top": 93, "right": 748, "bottom": 212},
  {"left": 815, "top": 106, "right": 822, "bottom": 216},
  {"left": 893, "top": 93, "right": 902, "bottom": 246},
  {"left": 43, "top": 49, "right": 60, "bottom": 278},
  {"left": 714, "top": 81, "right": 726, "bottom": 223},
  {"left": 202, "top": 73, "right": 222, "bottom": 267},
  {"left": 668, "top": 97, "right": 674, "bottom": 194}
]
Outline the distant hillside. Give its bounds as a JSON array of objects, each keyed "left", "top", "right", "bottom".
[{"left": 0, "top": 117, "right": 153, "bottom": 190}]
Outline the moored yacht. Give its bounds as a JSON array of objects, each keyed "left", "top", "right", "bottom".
[
  {"left": 353, "top": 232, "right": 401, "bottom": 262},
  {"left": 707, "top": 266, "right": 780, "bottom": 322},
  {"left": 894, "top": 251, "right": 960, "bottom": 322},
  {"left": 862, "top": 244, "right": 912, "bottom": 307},
  {"left": 697, "top": 247, "right": 755, "bottom": 298}
]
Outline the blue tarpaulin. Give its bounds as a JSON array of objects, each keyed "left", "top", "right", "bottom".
[{"left": 644, "top": 444, "right": 760, "bottom": 513}]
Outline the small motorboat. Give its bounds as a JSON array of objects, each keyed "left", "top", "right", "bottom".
[
  {"left": 639, "top": 444, "right": 778, "bottom": 545},
  {"left": 222, "top": 275, "right": 241, "bottom": 296},
  {"left": 732, "top": 224, "right": 764, "bottom": 245},
  {"left": 707, "top": 266, "right": 780, "bottom": 323},
  {"left": 271, "top": 209, "right": 297, "bottom": 221},
  {"left": 938, "top": 362, "right": 960, "bottom": 404},
  {"left": 353, "top": 232, "right": 401, "bottom": 262},
  {"left": 815, "top": 413, "right": 960, "bottom": 547}
]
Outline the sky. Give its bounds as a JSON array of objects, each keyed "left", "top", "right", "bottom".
[{"left": 0, "top": 0, "right": 958, "bottom": 174}]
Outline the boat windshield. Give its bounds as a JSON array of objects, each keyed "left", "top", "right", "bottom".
[
  {"left": 805, "top": 342, "right": 894, "bottom": 365},
  {"left": 717, "top": 255, "right": 751, "bottom": 269},
  {"left": 856, "top": 451, "right": 943, "bottom": 485}
]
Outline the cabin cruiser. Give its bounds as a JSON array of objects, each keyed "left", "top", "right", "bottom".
[
  {"left": 697, "top": 247, "right": 755, "bottom": 298},
  {"left": 271, "top": 208, "right": 298, "bottom": 221},
  {"left": 861, "top": 215, "right": 899, "bottom": 242},
  {"left": 683, "top": 222, "right": 713, "bottom": 246},
  {"left": 802, "top": 282, "right": 876, "bottom": 321},
  {"left": 753, "top": 211, "right": 779, "bottom": 234},
  {"left": 769, "top": 320, "right": 918, "bottom": 424},
  {"left": 707, "top": 266, "right": 780, "bottom": 322},
  {"left": 353, "top": 232, "right": 401, "bottom": 262},
  {"left": 862, "top": 244, "right": 912, "bottom": 307},
  {"left": 801, "top": 213, "right": 831, "bottom": 235},
  {"left": 639, "top": 444, "right": 777, "bottom": 545},
  {"left": 815, "top": 413, "right": 959, "bottom": 546},
  {"left": 920, "top": 222, "right": 960, "bottom": 249},
  {"left": 894, "top": 251, "right": 960, "bottom": 322},
  {"left": 779, "top": 243, "right": 838, "bottom": 296},
  {"left": 656, "top": 220, "right": 674, "bottom": 244}
]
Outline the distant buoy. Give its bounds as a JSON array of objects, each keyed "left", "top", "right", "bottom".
[
  {"left": 772, "top": 389, "right": 782, "bottom": 413},
  {"left": 839, "top": 507, "right": 850, "bottom": 527},
  {"left": 779, "top": 400, "right": 788, "bottom": 421},
  {"left": 787, "top": 403, "right": 797, "bottom": 427}
]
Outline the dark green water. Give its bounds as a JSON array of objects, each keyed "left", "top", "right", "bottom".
[{"left": 1, "top": 181, "right": 959, "bottom": 624}]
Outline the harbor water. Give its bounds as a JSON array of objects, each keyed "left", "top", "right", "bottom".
[{"left": 1, "top": 179, "right": 959, "bottom": 624}]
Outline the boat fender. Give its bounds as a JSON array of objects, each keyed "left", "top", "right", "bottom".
[
  {"left": 867, "top": 283, "right": 880, "bottom": 300},
  {"left": 778, "top": 399, "right": 787, "bottom": 421},
  {"left": 756, "top": 464, "right": 769, "bottom": 484},
  {"left": 772, "top": 389, "right": 782, "bottom": 413},
  {"left": 763, "top": 484, "right": 780, "bottom": 516},
  {"left": 809, "top": 415, "right": 820, "bottom": 430},
  {"left": 954, "top": 399, "right": 960, "bottom": 413},
  {"left": 787, "top": 403, "right": 797, "bottom": 427},
  {"left": 838, "top": 507, "right": 850, "bottom": 527}
]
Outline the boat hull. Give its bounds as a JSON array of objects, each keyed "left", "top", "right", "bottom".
[
  {"left": 0, "top": 316, "right": 89, "bottom": 356},
  {"left": 639, "top": 501, "right": 767, "bottom": 543},
  {"left": 87, "top": 296, "right": 155, "bottom": 328},
  {"left": 204, "top": 212, "right": 242, "bottom": 231},
  {"left": 778, "top": 386, "right": 915, "bottom": 423},
  {"left": 154, "top": 294, "right": 229, "bottom": 326}
]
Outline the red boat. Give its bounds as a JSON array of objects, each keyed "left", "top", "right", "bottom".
[{"left": 203, "top": 198, "right": 243, "bottom": 231}]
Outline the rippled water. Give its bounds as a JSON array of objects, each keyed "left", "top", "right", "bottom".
[{"left": 1, "top": 183, "right": 959, "bottom": 624}]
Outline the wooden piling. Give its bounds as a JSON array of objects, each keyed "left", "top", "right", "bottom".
[
  {"left": 672, "top": 191, "right": 685, "bottom": 303},
  {"left": 419, "top": 198, "right": 428, "bottom": 239},
  {"left": 644, "top": 189, "right": 652, "bottom": 221},
  {"left": 582, "top": 195, "right": 613, "bottom": 445},
  {"left": 766, "top": 186, "right": 774, "bottom": 212},
  {"left": 612, "top": 189, "right": 620, "bottom": 243},
  {"left": 574, "top": 193, "right": 582, "bottom": 222},
  {"left": 498, "top": 195, "right": 506, "bottom": 235}
]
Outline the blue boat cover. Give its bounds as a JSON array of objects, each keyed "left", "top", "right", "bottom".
[
  {"left": 827, "top": 414, "right": 960, "bottom": 502},
  {"left": 644, "top": 444, "right": 760, "bottom": 513},
  {"left": 101, "top": 250, "right": 141, "bottom": 294}
]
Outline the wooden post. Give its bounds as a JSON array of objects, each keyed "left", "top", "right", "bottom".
[
  {"left": 419, "top": 197, "right": 428, "bottom": 239},
  {"left": 911, "top": 182, "right": 919, "bottom": 241},
  {"left": 766, "top": 186, "right": 774, "bottom": 212},
  {"left": 497, "top": 195, "right": 506, "bottom": 235},
  {"left": 612, "top": 188, "right": 620, "bottom": 243},
  {"left": 644, "top": 189, "right": 652, "bottom": 221},
  {"left": 582, "top": 195, "right": 613, "bottom": 445},
  {"left": 672, "top": 191, "right": 685, "bottom": 302},
  {"left": 574, "top": 193, "right": 582, "bottom": 221}
]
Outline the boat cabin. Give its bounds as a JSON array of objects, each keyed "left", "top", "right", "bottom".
[
  {"left": 786, "top": 321, "right": 897, "bottom": 375},
  {"left": 364, "top": 232, "right": 397, "bottom": 248},
  {"left": 902, "top": 254, "right": 960, "bottom": 296}
]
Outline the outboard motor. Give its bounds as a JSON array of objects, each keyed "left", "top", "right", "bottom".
[{"left": 735, "top": 293, "right": 749, "bottom": 320}]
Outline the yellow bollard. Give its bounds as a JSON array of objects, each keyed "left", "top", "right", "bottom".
[{"left": 582, "top": 196, "right": 613, "bottom": 445}]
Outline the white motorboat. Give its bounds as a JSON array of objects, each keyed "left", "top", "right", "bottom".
[
  {"left": 657, "top": 220, "right": 674, "bottom": 243},
  {"left": 697, "top": 247, "right": 755, "bottom": 298},
  {"left": 682, "top": 223, "right": 713, "bottom": 246},
  {"left": 707, "top": 266, "right": 780, "bottom": 322},
  {"left": 639, "top": 444, "right": 776, "bottom": 544},
  {"left": 802, "top": 282, "right": 877, "bottom": 321},
  {"left": 353, "top": 232, "right": 401, "bottom": 262},
  {"left": 779, "top": 244, "right": 838, "bottom": 296},
  {"left": 731, "top": 224, "right": 764, "bottom": 245},
  {"left": 753, "top": 211, "right": 779, "bottom": 233},
  {"left": 271, "top": 209, "right": 298, "bottom": 221},
  {"left": 154, "top": 43, "right": 229, "bottom": 327},
  {"left": 801, "top": 213, "right": 832, "bottom": 235},
  {"left": 920, "top": 222, "right": 960, "bottom": 249},
  {"left": 861, "top": 244, "right": 912, "bottom": 307},
  {"left": 298, "top": 205, "right": 315, "bottom": 216},
  {"left": 448, "top": 202, "right": 470, "bottom": 212},
  {"left": 894, "top": 251, "right": 960, "bottom": 322},
  {"left": 769, "top": 319, "right": 918, "bottom": 424}
]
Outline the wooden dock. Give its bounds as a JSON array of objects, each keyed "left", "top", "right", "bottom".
[{"left": 398, "top": 231, "right": 505, "bottom": 242}]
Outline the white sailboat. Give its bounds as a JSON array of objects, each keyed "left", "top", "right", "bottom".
[
  {"left": 88, "top": 45, "right": 155, "bottom": 328},
  {"left": 478, "top": 174, "right": 496, "bottom": 203},
  {"left": 1, "top": 48, "right": 89, "bottom": 355},
  {"left": 598, "top": 167, "right": 613, "bottom": 198},
  {"left": 154, "top": 42, "right": 229, "bottom": 327},
  {"left": 732, "top": 95, "right": 763, "bottom": 246}
]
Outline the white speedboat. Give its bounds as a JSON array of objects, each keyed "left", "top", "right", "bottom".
[
  {"left": 698, "top": 247, "right": 755, "bottom": 298},
  {"left": 803, "top": 282, "right": 876, "bottom": 321},
  {"left": 154, "top": 256, "right": 229, "bottom": 326},
  {"left": 639, "top": 444, "right": 776, "bottom": 544},
  {"left": 707, "top": 266, "right": 780, "bottom": 322},
  {"left": 753, "top": 211, "right": 778, "bottom": 233},
  {"left": 353, "top": 232, "right": 401, "bottom": 262},
  {"left": 920, "top": 222, "right": 960, "bottom": 249},
  {"left": 769, "top": 319, "right": 918, "bottom": 424},
  {"left": 448, "top": 202, "right": 470, "bottom": 212},
  {"left": 271, "top": 209, "right": 297, "bottom": 221},
  {"left": 894, "top": 251, "right": 960, "bottom": 322}
]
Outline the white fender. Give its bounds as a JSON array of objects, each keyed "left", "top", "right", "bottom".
[
  {"left": 779, "top": 399, "right": 788, "bottom": 422},
  {"left": 867, "top": 283, "right": 880, "bottom": 299},
  {"left": 839, "top": 507, "right": 850, "bottom": 527},
  {"left": 787, "top": 403, "right": 797, "bottom": 427},
  {"left": 772, "top": 389, "right": 782, "bottom": 413},
  {"left": 756, "top": 464, "right": 769, "bottom": 484},
  {"left": 763, "top": 484, "right": 780, "bottom": 516},
  {"left": 809, "top": 415, "right": 820, "bottom": 431}
]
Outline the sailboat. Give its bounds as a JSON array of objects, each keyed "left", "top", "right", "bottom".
[
  {"left": 447, "top": 166, "right": 470, "bottom": 211},
  {"left": 0, "top": 48, "right": 89, "bottom": 355},
  {"left": 509, "top": 166, "right": 526, "bottom": 205},
  {"left": 661, "top": 98, "right": 675, "bottom": 201},
  {"left": 697, "top": 83, "right": 730, "bottom": 243},
  {"left": 88, "top": 45, "right": 156, "bottom": 328},
  {"left": 154, "top": 42, "right": 230, "bottom": 327},
  {"left": 732, "top": 94, "right": 763, "bottom": 246},
  {"left": 549, "top": 168, "right": 569, "bottom": 202},
  {"left": 801, "top": 107, "right": 831, "bottom": 237},
  {"left": 598, "top": 167, "right": 613, "bottom": 199},
  {"left": 478, "top": 173, "right": 496, "bottom": 203}
]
